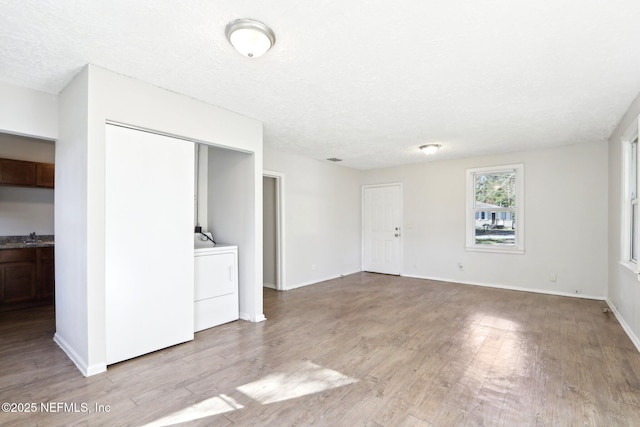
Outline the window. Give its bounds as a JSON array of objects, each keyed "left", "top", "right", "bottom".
[
  {"left": 466, "top": 164, "right": 524, "bottom": 253},
  {"left": 622, "top": 117, "right": 639, "bottom": 270},
  {"left": 631, "top": 139, "right": 638, "bottom": 263}
]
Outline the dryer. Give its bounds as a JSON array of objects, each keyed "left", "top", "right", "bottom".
[{"left": 194, "top": 233, "right": 239, "bottom": 332}]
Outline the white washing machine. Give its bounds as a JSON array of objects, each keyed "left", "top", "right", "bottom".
[{"left": 194, "top": 233, "right": 239, "bottom": 332}]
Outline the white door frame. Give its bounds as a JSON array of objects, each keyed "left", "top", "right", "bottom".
[
  {"left": 263, "top": 170, "right": 286, "bottom": 291},
  {"left": 362, "top": 183, "right": 403, "bottom": 274}
]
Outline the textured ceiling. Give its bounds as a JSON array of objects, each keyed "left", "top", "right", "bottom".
[{"left": 1, "top": 1, "right": 640, "bottom": 169}]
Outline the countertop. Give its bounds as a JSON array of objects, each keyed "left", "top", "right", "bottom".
[{"left": 0, "top": 235, "right": 54, "bottom": 250}]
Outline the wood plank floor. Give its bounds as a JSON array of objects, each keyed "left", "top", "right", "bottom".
[{"left": 2, "top": 272, "right": 640, "bottom": 426}]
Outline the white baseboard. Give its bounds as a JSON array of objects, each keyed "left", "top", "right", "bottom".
[
  {"left": 239, "top": 312, "right": 267, "bottom": 323},
  {"left": 53, "top": 333, "right": 106, "bottom": 377},
  {"left": 400, "top": 273, "right": 606, "bottom": 301},
  {"left": 377, "top": 272, "right": 640, "bottom": 355},
  {"left": 605, "top": 298, "right": 640, "bottom": 353},
  {"left": 263, "top": 282, "right": 276, "bottom": 289},
  {"left": 286, "top": 270, "right": 361, "bottom": 291},
  {"left": 271, "top": 270, "right": 640, "bottom": 355}
]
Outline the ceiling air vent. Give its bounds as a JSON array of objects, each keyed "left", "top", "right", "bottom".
[{"left": 326, "top": 157, "right": 342, "bottom": 162}]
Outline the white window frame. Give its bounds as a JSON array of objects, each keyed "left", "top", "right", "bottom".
[
  {"left": 466, "top": 164, "right": 524, "bottom": 254},
  {"left": 621, "top": 116, "right": 640, "bottom": 274}
]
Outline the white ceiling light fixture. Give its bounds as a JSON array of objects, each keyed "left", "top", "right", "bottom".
[
  {"left": 419, "top": 144, "right": 441, "bottom": 155},
  {"left": 225, "top": 19, "right": 276, "bottom": 58}
]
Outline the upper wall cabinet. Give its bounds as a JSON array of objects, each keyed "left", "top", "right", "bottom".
[
  {"left": 36, "top": 163, "right": 54, "bottom": 188},
  {"left": 0, "top": 158, "right": 54, "bottom": 188},
  {"left": 0, "top": 158, "right": 35, "bottom": 186}
]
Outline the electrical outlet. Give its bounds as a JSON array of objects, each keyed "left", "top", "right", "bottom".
[
  {"left": 458, "top": 263, "right": 464, "bottom": 272},
  {"left": 312, "top": 264, "right": 316, "bottom": 271},
  {"left": 550, "top": 273, "right": 557, "bottom": 283}
]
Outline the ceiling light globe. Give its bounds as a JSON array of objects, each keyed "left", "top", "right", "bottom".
[
  {"left": 225, "top": 19, "right": 276, "bottom": 58},
  {"left": 419, "top": 144, "right": 441, "bottom": 155}
]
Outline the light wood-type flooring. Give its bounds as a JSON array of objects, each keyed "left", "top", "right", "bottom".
[{"left": 2, "top": 272, "right": 640, "bottom": 426}]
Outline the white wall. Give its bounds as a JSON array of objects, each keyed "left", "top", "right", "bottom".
[
  {"left": 0, "top": 187, "right": 54, "bottom": 236},
  {"left": 0, "top": 81, "right": 58, "bottom": 140},
  {"left": 55, "top": 67, "right": 90, "bottom": 373},
  {"left": 608, "top": 91, "right": 640, "bottom": 350},
  {"left": 362, "top": 143, "right": 608, "bottom": 298},
  {"left": 0, "top": 133, "right": 55, "bottom": 235},
  {"left": 263, "top": 148, "right": 362, "bottom": 289},
  {"left": 263, "top": 176, "right": 277, "bottom": 287},
  {"left": 207, "top": 146, "right": 262, "bottom": 321},
  {"left": 0, "top": 132, "right": 55, "bottom": 162},
  {"left": 57, "top": 65, "right": 263, "bottom": 376},
  {"left": 195, "top": 144, "right": 209, "bottom": 228}
]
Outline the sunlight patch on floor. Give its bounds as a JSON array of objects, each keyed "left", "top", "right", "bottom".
[
  {"left": 142, "top": 361, "right": 357, "bottom": 426},
  {"left": 472, "top": 313, "right": 521, "bottom": 332},
  {"left": 142, "top": 394, "right": 243, "bottom": 426},
  {"left": 237, "top": 360, "right": 358, "bottom": 404},
  {"left": 462, "top": 314, "right": 526, "bottom": 382}
]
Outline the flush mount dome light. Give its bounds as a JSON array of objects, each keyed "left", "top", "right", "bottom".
[
  {"left": 225, "top": 19, "right": 276, "bottom": 58},
  {"left": 419, "top": 144, "right": 441, "bottom": 155}
]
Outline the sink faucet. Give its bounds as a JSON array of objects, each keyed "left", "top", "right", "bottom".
[{"left": 29, "top": 232, "right": 36, "bottom": 241}]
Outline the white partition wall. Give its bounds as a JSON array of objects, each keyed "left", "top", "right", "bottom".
[
  {"left": 56, "top": 65, "right": 263, "bottom": 375},
  {"left": 105, "top": 124, "right": 194, "bottom": 364}
]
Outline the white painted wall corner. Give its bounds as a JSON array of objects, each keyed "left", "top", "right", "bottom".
[{"left": 53, "top": 333, "right": 106, "bottom": 377}]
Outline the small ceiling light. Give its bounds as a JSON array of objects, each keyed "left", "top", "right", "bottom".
[
  {"left": 225, "top": 19, "right": 276, "bottom": 58},
  {"left": 419, "top": 144, "right": 441, "bottom": 155}
]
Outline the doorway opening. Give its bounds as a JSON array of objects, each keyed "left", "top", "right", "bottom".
[
  {"left": 263, "top": 171, "right": 285, "bottom": 291},
  {"left": 0, "top": 132, "right": 56, "bottom": 314}
]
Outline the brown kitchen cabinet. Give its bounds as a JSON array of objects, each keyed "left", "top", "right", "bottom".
[
  {"left": 0, "top": 158, "right": 54, "bottom": 188},
  {"left": 36, "top": 163, "right": 55, "bottom": 188},
  {"left": 37, "top": 247, "right": 55, "bottom": 300},
  {"left": 0, "top": 247, "right": 54, "bottom": 312},
  {"left": 0, "top": 158, "right": 36, "bottom": 186}
]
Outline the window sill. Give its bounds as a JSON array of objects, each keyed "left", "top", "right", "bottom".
[
  {"left": 619, "top": 260, "right": 638, "bottom": 274},
  {"left": 466, "top": 246, "right": 524, "bottom": 255}
]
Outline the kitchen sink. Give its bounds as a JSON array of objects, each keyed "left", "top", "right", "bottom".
[{"left": 22, "top": 240, "right": 54, "bottom": 245}]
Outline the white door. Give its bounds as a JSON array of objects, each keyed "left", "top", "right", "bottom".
[
  {"left": 105, "top": 124, "right": 194, "bottom": 365},
  {"left": 362, "top": 184, "right": 402, "bottom": 275}
]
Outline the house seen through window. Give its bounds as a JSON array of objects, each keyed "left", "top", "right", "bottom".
[{"left": 466, "top": 164, "right": 524, "bottom": 253}]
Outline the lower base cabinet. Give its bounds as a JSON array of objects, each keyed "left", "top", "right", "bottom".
[
  {"left": 0, "top": 247, "right": 54, "bottom": 312},
  {"left": 37, "top": 247, "right": 55, "bottom": 300},
  {"left": 1, "top": 262, "right": 36, "bottom": 304}
]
